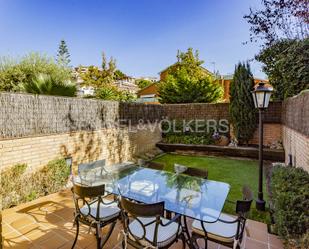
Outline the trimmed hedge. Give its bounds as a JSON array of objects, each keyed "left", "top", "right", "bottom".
[{"left": 271, "top": 166, "right": 309, "bottom": 248}]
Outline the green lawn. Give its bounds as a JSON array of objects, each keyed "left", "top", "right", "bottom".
[{"left": 152, "top": 153, "right": 270, "bottom": 223}]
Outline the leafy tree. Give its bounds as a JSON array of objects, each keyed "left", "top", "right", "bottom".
[
  {"left": 229, "top": 62, "right": 257, "bottom": 145},
  {"left": 20, "top": 73, "right": 76, "bottom": 96},
  {"left": 114, "top": 69, "right": 127, "bottom": 80},
  {"left": 56, "top": 40, "right": 71, "bottom": 66},
  {"left": 256, "top": 38, "right": 309, "bottom": 100},
  {"left": 158, "top": 48, "right": 222, "bottom": 103},
  {"left": 0, "top": 53, "right": 72, "bottom": 92},
  {"left": 136, "top": 79, "right": 153, "bottom": 89},
  {"left": 80, "top": 52, "right": 117, "bottom": 88},
  {"left": 244, "top": 0, "right": 309, "bottom": 45}
]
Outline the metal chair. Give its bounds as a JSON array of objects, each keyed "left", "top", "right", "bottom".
[
  {"left": 71, "top": 183, "right": 120, "bottom": 249},
  {"left": 190, "top": 186, "right": 253, "bottom": 249},
  {"left": 77, "top": 159, "right": 107, "bottom": 185},
  {"left": 119, "top": 197, "right": 186, "bottom": 249}
]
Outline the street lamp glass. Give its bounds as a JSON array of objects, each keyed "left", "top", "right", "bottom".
[{"left": 252, "top": 82, "right": 273, "bottom": 109}]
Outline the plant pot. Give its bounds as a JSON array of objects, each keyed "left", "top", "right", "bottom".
[{"left": 215, "top": 135, "right": 229, "bottom": 146}]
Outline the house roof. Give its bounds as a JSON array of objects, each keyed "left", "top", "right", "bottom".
[{"left": 137, "top": 82, "right": 158, "bottom": 95}]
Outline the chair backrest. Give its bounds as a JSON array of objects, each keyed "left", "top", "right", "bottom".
[
  {"left": 236, "top": 186, "right": 253, "bottom": 215},
  {"left": 234, "top": 186, "right": 253, "bottom": 241},
  {"left": 72, "top": 183, "right": 106, "bottom": 220},
  {"left": 184, "top": 167, "right": 208, "bottom": 179},
  {"left": 120, "top": 197, "right": 165, "bottom": 246},
  {"left": 78, "top": 159, "right": 106, "bottom": 175},
  {"left": 145, "top": 161, "right": 165, "bottom": 171}
]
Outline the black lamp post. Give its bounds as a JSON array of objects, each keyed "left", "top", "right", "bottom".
[{"left": 252, "top": 82, "right": 273, "bottom": 211}]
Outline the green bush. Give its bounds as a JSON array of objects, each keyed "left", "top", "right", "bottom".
[
  {"left": 256, "top": 38, "right": 309, "bottom": 100},
  {"left": 162, "top": 134, "right": 214, "bottom": 145},
  {"left": 158, "top": 48, "right": 223, "bottom": 104},
  {"left": 271, "top": 166, "right": 309, "bottom": 247},
  {"left": 0, "top": 158, "right": 70, "bottom": 210},
  {"left": 20, "top": 73, "right": 77, "bottom": 96},
  {"left": 161, "top": 119, "right": 217, "bottom": 145},
  {"left": 0, "top": 53, "right": 72, "bottom": 92},
  {"left": 95, "top": 85, "right": 135, "bottom": 102}
]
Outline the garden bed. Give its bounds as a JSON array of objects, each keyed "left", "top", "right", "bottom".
[{"left": 156, "top": 142, "right": 285, "bottom": 161}]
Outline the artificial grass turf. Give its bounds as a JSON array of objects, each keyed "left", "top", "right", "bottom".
[{"left": 152, "top": 153, "right": 270, "bottom": 223}]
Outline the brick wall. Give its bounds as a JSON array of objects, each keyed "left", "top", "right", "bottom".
[
  {"left": 162, "top": 103, "right": 230, "bottom": 121},
  {"left": 282, "top": 126, "right": 309, "bottom": 171},
  {"left": 162, "top": 102, "right": 282, "bottom": 145},
  {"left": 0, "top": 126, "right": 161, "bottom": 171},
  {"left": 0, "top": 93, "right": 162, "bottom": 171},
  {"left": 162, "top": 102, "right": 282, "bottom": 124},
  {"left": 281, "top": 91, "right": 309, "bottom": 171},
  {"left": 248, "top": 124, "right": 282, "bottom": 146}
]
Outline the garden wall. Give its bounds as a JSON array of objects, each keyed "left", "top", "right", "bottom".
[
  {"left": 0, "top": 93, "right": 163, "bottom": 170},
  {"left": 162, "top": 102, "right": 282, "bottom": 146},
  {"left": 282, "top": 91, "right": 309, "bottom": 171}
]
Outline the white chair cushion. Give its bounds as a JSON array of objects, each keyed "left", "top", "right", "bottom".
[
  {"left": 192, "top": 213, "right": 238, "bottom": 243},
  {"left": 80, "top": 199, "right": 120, "bottom": 221},
  {"left": 128, "top": 217, "right": 180, "bottom": 247}
]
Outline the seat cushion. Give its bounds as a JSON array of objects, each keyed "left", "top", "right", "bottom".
[
  {"left": 128, "top": 217, "right": 180, "bottom": 247},
  {"left": 80, "top": 199, "right": 120, "bottom": 221},
  {"left": 192, "top": 213, "right": 238, "bottom": 243}
]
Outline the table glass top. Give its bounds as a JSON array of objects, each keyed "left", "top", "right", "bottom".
[{"left": 74, "top": 164, "right": 230, "bottom": 222}]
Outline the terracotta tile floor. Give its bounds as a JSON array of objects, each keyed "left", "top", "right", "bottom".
[{"left": 2, "top": 190, "right": 284, "bottom": 249}]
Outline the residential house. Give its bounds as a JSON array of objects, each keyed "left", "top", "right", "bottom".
[
  {"left": 136, "top": 82, "right": 160, "bottom": 104},
  {"left": 137, "top": 65, "right": 269, "bottom": 104},
  {"left": 220, "top": 74, "right": 269, "bottom": 102},
  {"left": 114, "top": 76, "right": 139, "bottom": 93}
]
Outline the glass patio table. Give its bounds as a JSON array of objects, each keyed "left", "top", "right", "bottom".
[{"left": 74, "top": 163, "right": 230, "bottom": 223}]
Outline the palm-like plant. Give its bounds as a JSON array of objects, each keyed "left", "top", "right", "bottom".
[{"left": 20, "top": 73, "right": 77, "bottom": 97}]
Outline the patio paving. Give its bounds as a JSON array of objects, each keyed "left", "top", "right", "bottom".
[{"left": 2, "top": 190, "right": 284, "bottom": 249}]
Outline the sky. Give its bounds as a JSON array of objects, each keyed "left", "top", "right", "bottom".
[{"left": 0, "top": 0, "right": 266, "bottom": 79}]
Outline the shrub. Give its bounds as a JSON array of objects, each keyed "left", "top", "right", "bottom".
[
  {"left": 0, "top": 159, "right": 70, "bottom": 210},
  {"left": 0, "top": 53, "right": 72, "bottom": 92},
  {"left": 161, "top": 120, "right": 216, "bottom": 145},
  {"left": 20, "top": 73, "right": 77, "bottom": 96},
  {"left": 162, "top": 134, "right": 214, "bottom": 145},
  {"left": 271, "top": 166, "right": 309, "bottom": 247},
  {"left": 95, "top": 85, "right": 135, "bottom": 102}
]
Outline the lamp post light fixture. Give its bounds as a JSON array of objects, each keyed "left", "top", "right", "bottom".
[{"left": 252, "top": 82, "right": 273, "bottom": 211}]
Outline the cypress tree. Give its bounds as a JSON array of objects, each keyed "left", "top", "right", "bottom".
[{"left": 229, "top": 62, "right": 257, "bottom": 145}]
